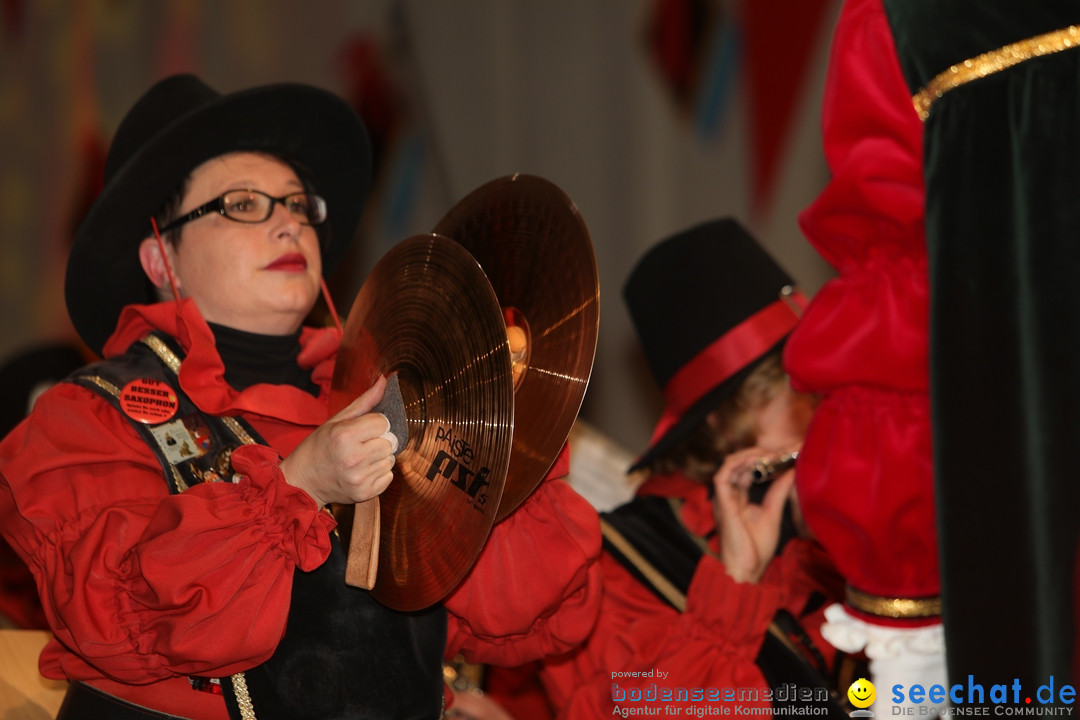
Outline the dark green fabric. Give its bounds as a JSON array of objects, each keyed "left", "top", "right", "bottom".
[{"left": 884, "top": 0, "right": 1080, "bottom": 692}]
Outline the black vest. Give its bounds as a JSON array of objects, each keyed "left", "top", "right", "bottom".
[{"left": 72, "top": 332, "right": 446, "bottom": 720}]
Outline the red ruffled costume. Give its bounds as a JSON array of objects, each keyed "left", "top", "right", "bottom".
[
  {"left": 781, "top": 0, "right": 937, "bottom": 611},
  {"left": 0, "top": 298, "right": 601, "bottom": 719},
  {"left": 539, "top": 472, "right": 842, "bottom": 717}
]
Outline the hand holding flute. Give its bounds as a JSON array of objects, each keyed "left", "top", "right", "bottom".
[{"left": 712, "top": 446, "right": 800, "bottom": 583}]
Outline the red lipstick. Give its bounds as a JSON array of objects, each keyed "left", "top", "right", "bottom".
[{"left": 265, "top": 253, "right": 308, "bottom": 271}]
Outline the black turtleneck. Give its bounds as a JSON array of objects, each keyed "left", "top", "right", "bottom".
[{"left": 207, "top": 322, "right": 319, "bottom": 396}]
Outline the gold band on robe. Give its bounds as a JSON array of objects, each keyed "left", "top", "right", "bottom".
[
  {"left": 913, "top": 25, "right": 1080, "bottom": 120},
  {"left": 846, "top": 585, "right": 942, "bottom": 619}
]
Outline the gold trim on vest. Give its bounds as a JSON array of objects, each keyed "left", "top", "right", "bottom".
[
  {"left": 846, "top": 585, "right": 942, "bottom": 619},
  {"left": 141, "top": 333, "right": 257, "bottom": 719},
  {"left": 913, "top": 25, "right": 1080, "bottom": 120}
]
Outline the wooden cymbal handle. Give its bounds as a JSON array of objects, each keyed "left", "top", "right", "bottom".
[
  {"left": 343, "top": 498, "right": 380, "bottom": 589},
  {"left": 339, "top": 371, "right": 405, "bottom": 589}
]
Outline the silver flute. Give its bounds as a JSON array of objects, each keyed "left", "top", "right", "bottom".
[{"left": 748, "top": 451, "right": 799, "bottom": 484}]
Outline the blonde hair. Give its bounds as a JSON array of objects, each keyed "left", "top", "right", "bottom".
[{"left": 651, "top": 352, "right": 787, "bottom": 482}]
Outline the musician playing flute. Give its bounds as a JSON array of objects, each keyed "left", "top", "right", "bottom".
[{"left": 539, "top": 219, "right": 849, "bottom": 717}]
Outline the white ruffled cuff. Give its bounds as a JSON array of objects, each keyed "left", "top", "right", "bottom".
[{"left": 821, "top": 603, "right": 949, "bottom": 715}]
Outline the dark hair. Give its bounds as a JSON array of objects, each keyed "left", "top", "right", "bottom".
[
  {"left": 650, "top": 352, "right": 787, "bottom": 482},
  {"left": 153, "top": 176, "right": 192, "bottom": 247},
  {"left": 152, "top": 151, "right": 329, "bottom": 252}
]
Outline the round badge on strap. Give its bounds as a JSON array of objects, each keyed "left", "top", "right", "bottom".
[{"left": 119, "top": 378, "right": 179, "bottom": 423}]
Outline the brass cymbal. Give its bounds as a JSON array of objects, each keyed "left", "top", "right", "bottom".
[
  {"left": 330, "top": 233, "right": 514, "bottom": 611},
  {"left": 434, "top": 174, "right": 600, "bottom": 521}
]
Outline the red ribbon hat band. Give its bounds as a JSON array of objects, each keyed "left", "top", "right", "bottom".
[
  {"left": 623, "top": 218, "right": 804, "bottom": 471},
  {"left": 647, "top": 290, "right": 806, "bottom": 449},
  {"left": 663, "top": 291, "right": 805, "bottom": 416}
]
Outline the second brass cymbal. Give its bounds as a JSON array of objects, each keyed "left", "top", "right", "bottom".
[
  {"left": 330, "top": 233, "right": 514, "bottom": 611},
  {"left": 434, "top": 174, "right": 600, "bottom": 521}
]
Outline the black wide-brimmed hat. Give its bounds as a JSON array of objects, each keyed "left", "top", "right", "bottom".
[
  {"left": 624, "top": 218, "right": 805, "bottom": 472},
  {"left": 65, "top": 73, "right": 372, "bottom": 355}
]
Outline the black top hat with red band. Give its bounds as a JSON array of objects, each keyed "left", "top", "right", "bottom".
[
  {"left": 623, "top": 218, "right": 804, "bottom": 472},
  {"left": 65, "top": 74, "right": 372, "bottom": 356}
]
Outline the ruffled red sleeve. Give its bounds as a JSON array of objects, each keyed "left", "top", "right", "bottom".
[
  {"left": 539, "top": 539, "right": 839, "bottom": 717},
  {"left": 443, "top": 446, "right": 603, "bottom": 667},
  {"left": 0, "top": 382, "right": 334, "bottom": 684},
  {"left": 781, "top": 0, "right": 939, "bottom": 602}
]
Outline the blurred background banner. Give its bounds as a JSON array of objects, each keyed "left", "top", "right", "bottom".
[{"left": 0, "top": 0, "right": 840, "bottom": 455}]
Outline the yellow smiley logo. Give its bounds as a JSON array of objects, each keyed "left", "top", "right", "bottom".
[{"left": 847, "top": 678, "right": 876, "bottom": 709}]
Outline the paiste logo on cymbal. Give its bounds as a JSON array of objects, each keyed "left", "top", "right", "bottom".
[{"left": 425, "top": 425, "right": 492, "bottom": 511}]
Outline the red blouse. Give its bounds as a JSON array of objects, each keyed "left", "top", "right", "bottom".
[
  {"left": 539, "top": 472, "right": 842, "bottom": 718},
  {"left": 0, "top": 298, "right": 601, "bottom": 719}
]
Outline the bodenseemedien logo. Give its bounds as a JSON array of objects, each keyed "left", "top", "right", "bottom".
[{"left": 848, "top": 678, "right": 876, "bottom": 717}]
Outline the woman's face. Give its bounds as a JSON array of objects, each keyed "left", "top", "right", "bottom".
[{"left": 164, "top": 152, "right": 323, "bottom": 335}]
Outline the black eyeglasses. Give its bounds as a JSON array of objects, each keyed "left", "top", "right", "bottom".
[{"left": 159, "top": 189, "right": 327, "bottom": 233}]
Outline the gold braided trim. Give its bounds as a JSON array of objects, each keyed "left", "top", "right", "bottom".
[
  {"left": 230, "top": 673, "right": 257, "bottom": 720},
  {"left": 846, "top": 586, "right": 942, "bottom": 619},
  {"left": 134, "top": 338, "right": 187, "bottom": 489},
  {"left": 913, "top": 25, "right": 1080, "bottom": 120},
  {"left": 141, "top": 334, "right": 181, "bottom": 374},
  {"left": 173, "top": 470, "right": 189, "bottom": 493},
  {"left": 82, "top": 375, "right": 122, "bottom": 399},
  {"left": 140, "top": 333, "right": 258, "bottom": 717},
  {"left": 221, "top": 416, "right": 257, "bottom": 446}
]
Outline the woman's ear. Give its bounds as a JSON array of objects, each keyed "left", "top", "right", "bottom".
[{"left": 138, "top": 236, "right": 179, "bottom": 299}]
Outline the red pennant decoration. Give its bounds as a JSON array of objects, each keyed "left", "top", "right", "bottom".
[
  {"left": 645, "top": 0, "right": 721, "bottom": 115},
  {"left": 67, "top": 130, "right": 107, "bottom": 240},
  {"left": 1, "top": 0, "right": 25, "bottom": 38},
  {"left": 337, "top": 33, "right": 407, "bottom": 178},
  {"left": 741, "top": 0, "right": 833, "bottom": 217}
]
